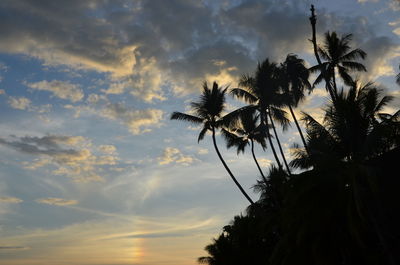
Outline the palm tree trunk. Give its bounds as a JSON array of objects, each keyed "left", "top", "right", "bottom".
[
  {"left": 267, "top": 108, "right": 291, "bottom": 174},
  {"left": 288, "top": 105, "right": 310, "bottom": 155},
  {"left": 251, "top": 139, "right": 267, "bottom": 183},
  {"left": 261, "top": 110, "right": 283, "bottom": 171},
  {"left": 211, "top": 127, "right": 254, "bottom": 205}
]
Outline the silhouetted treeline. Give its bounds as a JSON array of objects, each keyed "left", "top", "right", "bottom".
[{"left": 172, "top": 6, "right": 400, "bottom": 265}]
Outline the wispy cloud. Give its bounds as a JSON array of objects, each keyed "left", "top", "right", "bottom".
[
  {"left": 26, "top": 80, "right": 84, "bottom": 102},
  {"left": 0, "top": 196, "right": 23, "bottom": 203},
  {"left": 100, "top": 103, "right": 164, "bottom": 135},
  {"left": 0, "top": 246, "right": 29, "bottom": 251},
  {"left": 36, "top": 197, "right": 78, "bottom": 206},
  {"left": 158, "top": 147, "right": 196, "bottom": 166},
  {"left": 8, "top": 96, "right": 31, "bottom": 110}
]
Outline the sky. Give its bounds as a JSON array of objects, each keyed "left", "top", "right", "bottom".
[{"left": 0, "top": 0, "right": 399, "bottom": 264}]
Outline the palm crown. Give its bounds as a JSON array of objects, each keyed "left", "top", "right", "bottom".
[
  {"left": 310, "top": 31, "right": 367, "bottom": 90},
  {"left": 171, "top": 81, "right": 227, "bottom": 142}
]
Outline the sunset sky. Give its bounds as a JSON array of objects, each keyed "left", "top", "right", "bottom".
[{"left": 0, "top": 0, "right": 399, "bottom": 264}]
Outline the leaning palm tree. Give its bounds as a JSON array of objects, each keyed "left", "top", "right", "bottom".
[
  {"left": 279, "top": 54, "right": 311, "bottom": 154},
  {"left": 171, "top": 81, "right": 254, "bottom": 205},
  {"left": 221, "top": 111, "right": 268, "bottom": 182},
  {"left": 309, "top": 31, "right": 367, "bottom": 100},
  {"left": 230, "top": 59, "right": 291, "bottom": 173}
]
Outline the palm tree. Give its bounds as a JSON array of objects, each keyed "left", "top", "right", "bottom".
[
  {"left": 221, "top": 111, "right": 268, "bottom": 182},
  {"left": 309, "top": 31, "right": 367, "bottom": 100},
  {"left": 230, "top": 59, "right": 290, "bottom": 173},
  {"left": 279, "top": 54, "right": 311, "bottom": 154},
  {"left": 171, "top": 81, "right": 254, "bottom": 205},
  {"left": 396, "top": 64, "right": 400, "bottom": 86}
]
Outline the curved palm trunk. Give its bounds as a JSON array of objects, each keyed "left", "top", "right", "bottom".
[
  {"left": 261, "top": 110, "right": 283, "bottom": 171},
  {"left": 309, "top": 5, "right": 337, "bottom": 103},
  {"left": 250, "top": 139, "right": 267, "bottom": 183},
  {"left": 267, "top": 108, "right": 291, "bottom": 175},
  {"left": 288, "top": 105, "right": 310, "bottom": 155},
  {"left": 211, "top": 127, "right": 254, "bottom": 205}
]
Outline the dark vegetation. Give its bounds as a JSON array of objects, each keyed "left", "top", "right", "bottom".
[{"left": 171, "top": 6, "right": 400, "bottom": 265}]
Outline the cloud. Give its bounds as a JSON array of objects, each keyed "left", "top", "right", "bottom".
[
  {"left": 103, "top": 56, "right": 167, "bottom": 102},
  {"left": 26, "top": 80, "right": 84, "bottom": 102},
  {"left": 7, "top": 96, "right": 52, "bottom": 115},
  {"left": 36, "top": 197, "right": 78, "bottom": 206},
  {"left": 64, "top": 100, "right": 164, "bottom": 135},
  {"left": 0, "top": 1, "right": 138, "bottom": 77},
  {"left": 0, "top": 246, "right": 29, "bottom": 251},
  {"left": 98, "top": 145, "right": 117, "bottom": 155},
  {"left": 197, "top": 148, "right": 209, "bottom": 155},
  {"left": 257, "top": 158, "right": 273, "bottom": 168},
  {"left": 100, "top": 103, "right": 164, "bottom": 135},
  {"left": 389, "top": 0, "right": 400, "bottom": 11},
  {"left": 102, "top": 82, "right": 126, "bottom": 95},
  {"left": 360, "top": 36, "right": 400, "bottom": 81},
  {"left": 0, "top": 196, "right": 23, "bottom": 203},
  {"left": 8, "top": 96, "right": 31, "bottom": 110},
  {"left": 0, "top": 135, "right": 119, "bottom": 183},
  {"left": 158, "top": 147, "right": 195, "bottom": 166}
]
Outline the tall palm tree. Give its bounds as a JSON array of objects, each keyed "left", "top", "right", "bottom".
[
  {"left": 279, "top": 54, "right": 311, "bottom": 154},
  {"left": 221, "top": 111, "right": 268, "bottom": 182},
  {"left": 230, "top": 59, "right": 290, "bottom": 173},
  {"left": 396, "top": 64, "right": 400, "bottom": 86},
  {"left": 171, "top": 81, "right": 254, "bottom": 205},
  {"left": 309, "top": 31, "right": 367, "bottom": 99}
]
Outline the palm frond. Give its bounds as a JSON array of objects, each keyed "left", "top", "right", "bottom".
[
  {"left": 221, "top": 105, "right": 257, "bottom": 128},
  {"left": 317, "top": 46, "right": 331, "bottom": 61},
  {"left": 340, "top": 48, "right": 367, "bottom": 62},
  {"left": 337, "top": 66, "right": 355, "bottom": 86},
  {"left": 341, "top": 61, "right": 367, "bottom": 72},
  {"left": 230, "top": 88, "right": 257, "bottom": 103},
  {"left": 269, "top": 106, "right": 290, "bottom": 130},
  {"left": 375, "top": 95, "right": 394, "bottom": 114},
  {"left": 198, "top": 126, "right": 208, "bottom": 143},
  {"left": 170, "top": 112, "right": 203, "bottom": 124},
  {"left": 238, "top": 74, "right": 255, "bottom": 89}
]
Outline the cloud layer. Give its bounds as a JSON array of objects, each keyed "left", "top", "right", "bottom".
[{"left": 0, "top": 0, "right": 396, "bottom": 100}]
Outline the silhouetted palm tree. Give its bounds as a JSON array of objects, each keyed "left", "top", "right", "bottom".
[
  {"left": 171, "top": 81, "right": 254, "bottom": 205},
  {"left": 396, "top": 64, "right": 400, "bottom": 86},
  {"left": 279, "top": 54, "right": 311, "bottom": 154},
  {"left": 221, "top": 111, "right": 268, "bottom": 182},
  {"left": 309, "top": 31, "right": 367, "bottom": 99},
  {"left": 230, "top": 59, "right": 290, "bottom": 173}
]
